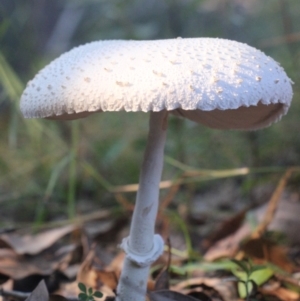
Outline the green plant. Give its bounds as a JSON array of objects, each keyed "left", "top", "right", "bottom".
[
  {"left": 231, "top": 259, "right": 273, "bottom": 300},
  {"left": 78, "top": 283, "right": 103, "bottom": 301}
]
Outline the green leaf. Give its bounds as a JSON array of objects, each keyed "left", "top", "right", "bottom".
[
  {"left": 78, "top": 283, "right": 87, "bottom": 294},
  {"left": 250, "top": 265, "right": 268, "bottom": 273},
  {"left": 232, "top": 269, "right": 248, "bottom": 282},
  {"left": 88, "top": 287, "right": 93, "bottom": 296},
  {"left": 249, "top": 268, "right": 274, "bottom": 285},
  {"left": 237, "top": 280, "right": 253, "bottom": 299},
  {"left": 93, "top": 291, "right": 104, "bottom": 298},
  {"left": 78, "top": 293, "right": 88, "bottom": 301},
  {"left": 231, "top": 259, "right": 250, "bottom": 273},
  {"left": 235, "top": 267, "right": 274, "bottom": 298}
]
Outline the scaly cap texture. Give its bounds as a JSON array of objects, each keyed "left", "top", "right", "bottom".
[{"left": 20, "top": 38, "right": 293, "bottom": 130}]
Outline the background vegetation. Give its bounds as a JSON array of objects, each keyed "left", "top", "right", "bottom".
[{"left": 0, "top": 0, "right": 299, "bottom": 227}]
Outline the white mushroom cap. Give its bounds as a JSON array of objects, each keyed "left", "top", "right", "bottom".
[{"left": 20, "top": 38, "right": 293, "bottom": 130}]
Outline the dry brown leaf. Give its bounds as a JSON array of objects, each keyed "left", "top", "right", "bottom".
[
  {"left": 242, "top": 238, "right": 295, "bottom": 272},
  {"left": 172, "top": 277, "right": 237, "bottom": 301},
  {"left": 204, "top": 223, "right": 251, "bottom": 261},
  {"left": 24, "top": 280, "right": 49, "bottom": 301},
  {"left": 76, "top": 247, "right": 98, "bottom": 290},
  {"left": 77, "top": 248, "right": 119, "bottom": 299},
  {"left": 53, "top": 281, "right": 78, "bottom": 300},
  {"left": 97, "top": 270, "right": 118, "bottom": 291},
  {"left": 0, "top": 225, "right": 76, "bottom": 255},
  {"left": 154, "top": 269, "right": 170, "bottom": 291},
  {"left": 260, "top": 286, "right": 300, "bottom": 301},
  {"left": 61, "top": 263, "right": 80, "bottom": 279},
  {"left": 106, "top": 252, "right": 125, "bottom": 275},
  {"left": 202, "top": 209, "right": 247, "bottom": 250},
  {"left": 205, "top": 190, "right": 300, "bottom": 261},
  {"left": 0, "top": 244, "right": 74, "bottom": 279},
  {"left": 256, "top": 197, "right": 300, "bottom": 245},
  {"left": 0, "top": 279, "right": 13, "bottom": 301}
]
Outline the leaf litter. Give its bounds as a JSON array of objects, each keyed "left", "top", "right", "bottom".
[
  {"left": 0, "top": 225, "right": 76, "bottom": 255},
  {"left": 1, "top": 170, "right": 300, "bottom": 301}
]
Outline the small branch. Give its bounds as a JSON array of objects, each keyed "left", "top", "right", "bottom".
[
  {"left": 251, "top": 168, "right": 294, "bottom": 239},
  {"left": 112, "top": 166, "right": 300, "bottom": 193}
]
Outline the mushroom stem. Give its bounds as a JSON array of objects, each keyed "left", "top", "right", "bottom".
[
  {"left": 129, "top": 110, "right": 167, "bottom": 252},
  {"left": 116, "top": 110, "right": 168, "bottom": 301}
]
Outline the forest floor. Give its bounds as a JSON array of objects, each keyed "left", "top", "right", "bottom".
[{"left": 1, "top": 169, "right": 300, "bottom": 301}]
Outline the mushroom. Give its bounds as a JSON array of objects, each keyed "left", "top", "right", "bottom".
[{"left": 20, "top": 38, "right": 293, "bottom": 301}]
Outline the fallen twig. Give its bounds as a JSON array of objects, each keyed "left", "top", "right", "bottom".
[{"left": 251, "top": 168, "right": 294, "bottom": 239}]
